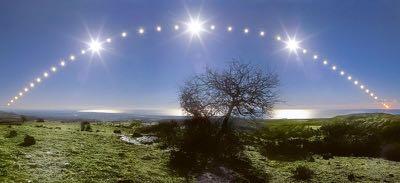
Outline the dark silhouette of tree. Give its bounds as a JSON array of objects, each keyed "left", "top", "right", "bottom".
[{"left": 179, "top": 59, "right": 279, "bottom": 131}]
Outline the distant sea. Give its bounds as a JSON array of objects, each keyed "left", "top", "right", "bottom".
[{"left": 4, "top": 109, "right": 400, "bottom": 121}]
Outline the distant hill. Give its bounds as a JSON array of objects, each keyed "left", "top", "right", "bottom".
[{"left": 0, "top": 111, "right": 24, "bottom": 124}]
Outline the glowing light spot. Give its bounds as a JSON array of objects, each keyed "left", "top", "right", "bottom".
[
  {"left": 156, "top": 26, "right": 162, "bottom": 32},
  {"left": 138, "top": 27, "right": 145, "bottom": 34},
  {"left": 365, "top": 89, "right": 370, "bottom": 93},
  {"left": 227, "top": 26, "right": 233, "bottom": 32},
  {"left": 10, "top": 100, "right": 14, "bottom": 103},
  {"left": 106, "top": 38, "right": 112, "bottom": 43},
  {"left": 340, "top": 71, "right": 345, "bottom": 76},
  {"left": 36, "top": 78, "right": 41, "bottom": 83},
  {"left": 347, "top": 76, "right": 352, "bottom": 80},
  {"left": 323, "top": 60, "right": 328, "bottom": 65},
  {"left": 332, "top": 66, "right": 337, "bottom": 70},
  {"left": 354, "top": 80, "right": 358, "bottom": 85},
  {"left": 30, "top": 83, "right": 35, "bottom": 88},
  {"left": 285, "top": 37, "right": 300, "bottom": 52},
  {"left": 186, "top": 18, "right": 205, "bottom": 36},
  {"left": 210, "top": 25, "right": 215, "bottom": 30},
  {"left": 370, "top": 93, "right": 374, "bottom": 97},
  {"left": 313, "top": 55, "right": 318, "bottom": 60},
  {"left": 302, "top": 49, "right": 307, "bottom": 54},
  {"left": 43, "top": 72, "right": 49, "bottom": 78},
  {"left": 19, "top": 92, "right": 23, "bottom": 96},
  {"left": 374, "top": 96, "right": 378, "bottom": 100},
  {"left": 121, "top": 32, "right": 127, "bottom": 37},
  {"left": 88, "top": 40, "right": 103, "bottom": 54},
  {"left": 60, "top": 61, "right": 66, "bottom": 67},
  {"left": 243, "top": 28, "right": 249, "bottom": 34},
  {"left": 24, "top": 88, "right": 29, "bottom": 92},
  {"left": 7, "top": 103, "right": 10, "bottom": 106},
  {"left": 360, "top": 85, "right": 364, "bottom": 89},
  {"left": 70, "top": 55, "right": 75, "bottom": 61},
  {"left": 81, "top": 50, "right": 86, "bottom": 54},
  {"left": 174, "top": 25, "right": 180, "bottom": 30},
  {"left": 51, "top": 67, "right": 57, "bottom": 72},
  {"left": 14, "top": 96, "right": 18, "bottom": 100},
  {"left": 276, "top": 35, "right": 281, "bottom": 41},
  {"left": 259, "top": 31, "right": 265, "bottom": 37}
]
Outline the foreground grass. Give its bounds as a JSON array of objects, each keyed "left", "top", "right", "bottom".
[
  {"left": 0, "top": 122, "right": 184, "bottom": 183},
  {"left": 1, "top": 117, "right": 400, "bottom": 182}
]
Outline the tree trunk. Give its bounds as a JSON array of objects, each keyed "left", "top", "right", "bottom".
[{"left": 221, "top": 105, "right": 234, "bottom": 133}]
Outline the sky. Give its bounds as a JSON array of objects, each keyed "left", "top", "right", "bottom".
[{"left": 0, "top": 0, "right": 399, "bottom": 114}]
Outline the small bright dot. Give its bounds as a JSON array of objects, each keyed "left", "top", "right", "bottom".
[
  {"left": 276, "top": 36, "right": 281, "bottom": 41},
  {"left": 332, "top": 66, "right": 337, "bottom": 70},
  {"left": 374, "top": 96, "right": 378, "bottom": 100},
  {"left": 360, "top": 85, "right": 364, "bottom": 89},
  {"left": 30, "top": 83, "right": 35, "bottom": 88},
  {"left": 259, "top": 31, "right": 265, "bottom": 37},
  {"left": 19, "top": 92, "right": 23, "bottom": 96},
  {"left": 302, "top": 49, "right": 307, "bottom": 54},
  {"left": 366, "top": 89, "right": 370, "bottom": 93},
  {"left": 370, "top": 93, "right": 374, "bottom": 97},
  {"left": 81, "top": 50, "right": 86, "bottom": 54},
  {"left": 24, "top": 88, "right": 29, "bottom": 92},
  {"left": 70, "top": 55, "right": 75, "bottom": 61},
  {"left": 121, "top": 32, "right": 127, "bottom": 37},
  {"left": 88, "top": 40, "right": 103, "bottom": 54},
  {"left": 7, "top": 103, "right": 10, "bottom": 106},
  {"left": 340, "top": 71, "right": 345, "bottom": 76},
  {"left": 313, "top": 55, "right": 318, "bottom": 60},
  {"left": 138, "top": 27, "right": 145, "bottom": 34},
  {"left": 60, "top": 61, "right": 66, "bottom": 67},
  {"left": 10, "top": 100, "right": 14, "bottom": 103},
  {"left": 354, "top": 80, "right": 358, "bottom": 85},
  {"left": 106, "top": 38, "right": 112, "bottom": 43},
  {"left": 243, "top": 28, "right": 249, "bottom": 34},
  {"left": 347, "top": 76, "right": 352, "bottom": 80},
  {"left": 156, "top": 26, "right": 162, "bottom": 32},
  {"left": 174, "top": 25, "right": 180, "bottom": 30},
  {"left": 210, "top": 25, "right": 215, "bottom": 30},
  {"left": 323, "top": 60, "right": 328, "bottom": 65},
  {"left": 51, "top": 67, "right": 57, "bottom": 72},
  {"left": 43, "top": 72, "right": 49, "bottom": 78},
  {"left": 14, "top": 96, "right": 18, "bottom": 100},
  {"left": 228, "top": 26, "right": 233, "bottom": 32},
  {"left": 36, "top": 78, "right": 41, "bottom": 83}
]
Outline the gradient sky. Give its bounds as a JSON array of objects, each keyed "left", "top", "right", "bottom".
[{"left": 1, "top": 0, "right": 399, "bottom": 113}]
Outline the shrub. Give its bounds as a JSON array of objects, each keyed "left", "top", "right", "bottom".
[
  {"left": 20, "top": 135, "right": 36, "bottom": 147},
  {"left": 292, "top": 165, "right": 314, "bottom": 181},
  {"left": 80, "top": 122, "right": 92, "bottom": 132},
  {"left": 381, "top": 143, "right": 400, "bottom": 161},
  {"left": 137, "top": 121, "right": 181, "bottom": 148},
  {"left": 4, "top": 130, "right": 17, "bottom": 138},
  {"left": 36, "top": 118, "right": 45, "bottom": 122},
  {"left": 348, "top": 173, "right": 356, "bottom": 181},
  {"left": 113, "top": 129, "right": 122, "bottom": 134}
]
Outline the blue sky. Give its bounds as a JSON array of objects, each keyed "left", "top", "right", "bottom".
[{"left": 1, "top": 0, "right": 399, "bottom": 113}]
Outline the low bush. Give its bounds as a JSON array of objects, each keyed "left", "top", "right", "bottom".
[
  {"left": 292, "top": 165, "right": 314, "bottom": 181},
  {"left": 4, "top": 130, "right": 17, "bottom": 138},
  {"left": 20, "top": 135, "right": 36, "bottom": 147},
  {"left": 113, "top": 129, "right": 121, "bottom": 134},
  {"left": 36, "top": 118, "right": 45, "bottom": 122},
  {"left": 80, "top": 122, "right": 92, "bottom": 132},
  {"left": 381, "top": 143, "right": 400, "bottom": 161}
]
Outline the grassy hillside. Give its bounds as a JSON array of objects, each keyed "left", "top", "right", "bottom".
[{"left": 1, "top": 113, "right": 400, "bottom": 182}]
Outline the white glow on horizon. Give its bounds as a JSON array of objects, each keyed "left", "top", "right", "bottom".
[
  {"left": 78, "top": 109, "right": 124, "bottom": 114},
  {"left": 273, "top": 109, "right": 312, "bottom": 119}
]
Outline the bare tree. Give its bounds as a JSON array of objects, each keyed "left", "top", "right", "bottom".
[{"left": 179, "top": 59, "right": 279, "bottom": 131}]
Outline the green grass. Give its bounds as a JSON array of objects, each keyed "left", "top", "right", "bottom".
[
  {"left": 1, "top": 115, "right": 400, "bottom": 182},
  {"left": 0, "top": 122, "right": 185, "bottom": 183}
]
